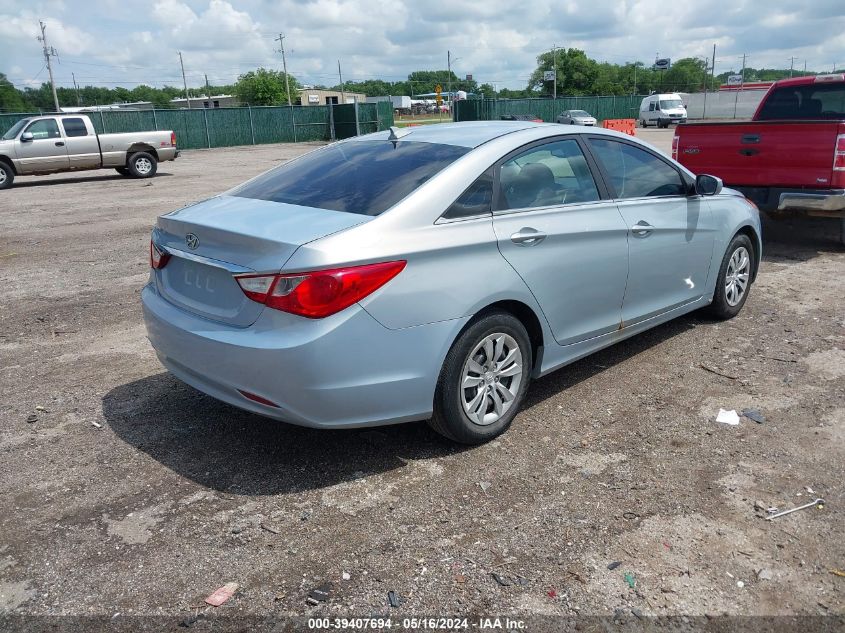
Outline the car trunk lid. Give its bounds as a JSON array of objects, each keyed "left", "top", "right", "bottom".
[{"left": 152, "top": 195, "right": 369, "bottom": 326}]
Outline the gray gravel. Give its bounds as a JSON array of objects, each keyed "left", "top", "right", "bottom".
[{"left": 0, "top": 132, "right": 843, "bottom": 621}]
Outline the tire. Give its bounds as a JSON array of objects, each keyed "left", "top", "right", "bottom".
[
  {"left": 707, "top": 234, "right": 754, "bottom": 319},
  {"left": 640, "top": 119, "right": 647, "bottom": 128},
  {"left": 115, "top": 167, "right": 130, "bottom": 176},
  {"left": 0, "top": 160, "right": 14, "bottom": 190},
  {"left": 429, "top": 311, "right": 532, "bottom": 444},
  {"left": 127, "top": 152, "right": 157, "bottom": 178}
]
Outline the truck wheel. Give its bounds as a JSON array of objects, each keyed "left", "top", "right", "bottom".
[
  {"left": 640, "top": 119, "right": 647, "bottom": 128},
  {"left": 429, "top": 311, "right": 532, "bottom": 444},
  {"left": 707, "top": 234, "right": 754, "bottom": 320},
  {"left": 127, "top": 152, "right": 157, "bottom": 178},
  {"left": 0, "top": 161, "right": 14, "bottom": 190},
  {"left": 115, "top": 167, "right": 130, "bottom": 176}
]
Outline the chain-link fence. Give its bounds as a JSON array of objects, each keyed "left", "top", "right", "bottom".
[
  {"left": 0, "top": 102, "right": 394, "bottom": 149},
  {"left": 454, "top": 96, "right": 648, "bottom": 123}
]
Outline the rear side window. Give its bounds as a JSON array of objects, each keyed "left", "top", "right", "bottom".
[
  {"left": 589, "top": 138, "right": 685, "bottom": 198},
  {"left": 25, "top": 119, "right": 61, "bottom": 139},
  {"left": 497, "top": 138, "right": 600, "bottom": 211},
  {"left": 231, "top": 140, "right": 470, "bottom": 216},
  {"left": 442, "top": 170, "right": 493, "bottom": 219},
  {"left": 757, "top": 83, "right": 845, "bottom": 120},
  {"left": 62, "top": 118, "right": 88, "bottom": 137}
]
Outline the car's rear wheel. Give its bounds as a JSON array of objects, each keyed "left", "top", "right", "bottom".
[
  {"left": 127, "top": 152, "right": 157, "bottom": 178},
  {"left": 708, "top": 234, "right": 754, "bottom": 319},
  {"left": 429, "top": 311, "right": 532, "bottom": 444}
]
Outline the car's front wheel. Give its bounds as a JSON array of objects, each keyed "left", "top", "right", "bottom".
[
  {"left": 0, "top": 160, "right": 14, "bottom": 190},
  {"left": 708, "top": 234, "right": 754, "bottom": 319},
  {"left": 429, "top": 311, "right": 532, "bottom": 444}
]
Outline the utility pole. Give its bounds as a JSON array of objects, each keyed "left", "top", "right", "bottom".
[
  {"left": 275, "top": 33, "right": 292, "bottom": 106},
  {"left": 37, "top": 20, "right": 60, "bottom": 113},
  {"left": 552, "top": 45, "right": 557, "bottom": 100},
  {"left": 205, "top": 73, "right": 212, "bottom": 108},
  {"left": 633, "top": 63, "right": 637, "bottom": 95},
  {"left": 72, "top": 72, "right": 81, "bottom": 106},
  {"left": 338, "top": 60, "right": 345, "bottom": 103},
  {"left": 447, "top": 50, "right": 452, "bottom": 106},
  {"left": 734, "top": 53, "right": 746, "bottom": 119},
  {"left": 789, "top": 56, "right": 795, "bottom": 78},
  {"left": 803, "top": 60, "right": 807, "bottom": 75},
  {"left": 711, "top": 44, "right": 716, "bottom": 89},
  {"left": 178, "top": 51, "right": 190, "bottom": 109}
]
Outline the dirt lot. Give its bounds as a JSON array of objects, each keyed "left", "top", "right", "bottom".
[{"left": 1, "top": 130, "right": 844, "bottom": 626}]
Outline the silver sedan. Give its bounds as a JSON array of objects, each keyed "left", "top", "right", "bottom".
[
  {"left": 142, "top": 122, "right": 761, "bottom": 444},
  {"left": 556, "top": 110, "right": 598, "bottom": 125}
]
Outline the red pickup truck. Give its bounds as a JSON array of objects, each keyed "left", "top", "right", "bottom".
[{"left": 674, "top": 74, "right": 845, "bottom": 241}]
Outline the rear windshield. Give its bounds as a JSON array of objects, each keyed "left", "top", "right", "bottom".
[
  {"left": 231, "top": 140, "right": 470, "bottom": 215},
  {"left": 757, "top": 83, "right": 845, "bottom": 120}
]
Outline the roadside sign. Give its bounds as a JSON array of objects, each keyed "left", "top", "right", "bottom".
[
  {"left": 654, "top": 58, "right": 671, "bottom": 70},
  {"left": 727, "top": 74, "right": 744, "bottom": 86},
  {"left": 435, "top": 84, "right": 442, "bottom": 106},
  {"left": 543, "top": 70, "right": 555, "bottom": 82}
]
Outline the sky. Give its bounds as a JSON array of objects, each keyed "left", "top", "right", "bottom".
[{"left": 1, "top": 0, "right": 844, "bottom": 93}]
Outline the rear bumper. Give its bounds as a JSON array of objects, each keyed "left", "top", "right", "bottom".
[
  {"left": 736, "top": 186, "right": 845, "bottom": 216},
  {"left": 141, "top": 283, "right": 465, "bottom": 428}
]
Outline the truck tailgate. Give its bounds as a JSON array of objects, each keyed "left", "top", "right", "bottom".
[{"left": 676, "top": 121, "right": 842, "bottom": 187}]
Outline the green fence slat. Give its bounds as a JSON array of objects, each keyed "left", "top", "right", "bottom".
[{"left": 455, "top": 96, "right": 649, "bottom": 123}]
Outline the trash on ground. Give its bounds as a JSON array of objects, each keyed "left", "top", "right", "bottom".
[
  {"left": 260, "top": 523, "right": 280, "bottom": 534},
  {"left": 35, "top": 405, "right": 47, "bottom": 412},
  {"left": 765, "top": 498, "right": 825, "bottom": 521},
  {"left": 179, "top": 612, "right": 206, "bottom": 628},
  {"left": 479, "top": 481, "right": 492, "bottom": 492},
  {"left": 547, "top": 588, "right": 558, "bottom": 598},
  {"left": 754, "top": 500, "right": 767, "bottom": 512},
  {"left": 737, "top": 580, "right": 745, "bottom": 588},
  {"left": 631, "top": 608, "right": 644, "bottom": 619},
  {"left": 607, "top": 561, "right": 621, "bottom": 570},
  {"left": 388, "top": 590, "right": 401, "bottom": 608},
  {"left": 829, "top": 569, "right": 845, "bottom": 578},
  {"left": 742, "top": 408, "right": 765, "bottom": 424},
  {"left": 491, "top": 572, "right": 511, "bottom": 587},
  {"left": 204, "top": 582, "right": 239, "bottom": 607},
  {"left": 623, "top": 572, "right": 636, "bottom": 589},
  {"left": 716, "top": 409, "right": 740, "bottom": 425},
  {"left": 26, "top": 414, "right": 37, "bottom": 424},
  {"left": 307, "top": 582, "right": 333, "bottom": 605},
  {"left": 622, "top": 511, "right": 640, "bottom": 520},
  {"left": 342, "top": 572, "right": 351, "bottom": 581},
  {"left": 91, "top": 421, "right": 102, "bottom": 429},
  {"left": 757, "top": 569, "right": 773, "bottom": 581},
  {"left": 454, "top": 574, "right": 467, "bottom": 584}
]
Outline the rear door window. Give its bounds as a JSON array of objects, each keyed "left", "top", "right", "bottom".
[
  {"left": 442, "top": 170, "right": 494, "bottom": 220},
  {"left": 231, "top": 140, "right": 469, "bottom": 216},
  {"left": 61, "top": 118, "right": 89, "bottom": 137},
  {"left": 497, "top": 138, "right": 600, "bottom": 211}
]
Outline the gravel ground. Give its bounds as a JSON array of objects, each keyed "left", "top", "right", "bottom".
[{"left": 0, "top": 130, "right": 843, "bottom": 626}]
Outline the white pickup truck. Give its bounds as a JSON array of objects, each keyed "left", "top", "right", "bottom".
[{"left": 0, "top": 114, "right": 179, "bottom": 190}]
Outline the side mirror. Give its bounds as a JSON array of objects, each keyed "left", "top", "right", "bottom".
[
  {"left": 20, "top": 132, "right": 34, "bottom": 142},
  {"left": 695, "top": 174, "right": 723, "bottom": 196}
]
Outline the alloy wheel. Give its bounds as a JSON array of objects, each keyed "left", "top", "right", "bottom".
[
  {"left": 460, "top": 332, "right": 523, "bottom": 426},
  {"left": 725, "top": 246, "right": 750, "bottom": 306}
]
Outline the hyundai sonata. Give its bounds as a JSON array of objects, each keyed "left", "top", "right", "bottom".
[{"left": 142, "top": 121, "right": 761, "bottom": 444}]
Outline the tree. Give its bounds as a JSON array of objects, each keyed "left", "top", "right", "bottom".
[
  {"left": 0, "top": 73, "right": 30, "bottom": 112},
  {"left": 234, "top": 68, "right": 299, "bottom": 106},
  {"left": 529, "top": 49, "right": 599, "bottom": 96}
]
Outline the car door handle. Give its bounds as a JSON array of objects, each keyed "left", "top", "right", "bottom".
[
  {"left": 630, "top": 221, "right": 654, "bottom": 236},
  {"left": 510, "top": 228, "right": 546, "bottom": 246},
  {"left": 741, "top": 134, "right": 760, "bottom": 144},
  {"left": 55, "top": 141, "right": 65, "bottom": 147}
]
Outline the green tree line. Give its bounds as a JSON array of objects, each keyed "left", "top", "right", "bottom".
[{"left": 1, "top": 52, "right": 823, "bottom": 112}]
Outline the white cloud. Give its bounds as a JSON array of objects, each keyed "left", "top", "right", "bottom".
[{"left": 1, "top": 0, "right": 844, "bottom": 91}]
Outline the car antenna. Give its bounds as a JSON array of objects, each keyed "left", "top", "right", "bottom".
[{"left": 387, "top": 126, "right": 412, "bottom": 142}]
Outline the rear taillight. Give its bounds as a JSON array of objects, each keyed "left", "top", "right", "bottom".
[
  {"left": 672, "top": 134, "right": 680, "bottom": 160},
  {"left": 170, "top": 131, "right": 177, "bottom": 147},
  {"left": 235, "top": 261, "right": 406, "bottom": 318},
  {"left": 150, "top": 240, "right": 171, "bottom": 269},
  {"left": 833, "top": 134, "right": 845, "bottom": 172}
]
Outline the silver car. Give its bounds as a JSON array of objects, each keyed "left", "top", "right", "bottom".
[
  {"left": 556, "top": 110, "right": 597, "bottom": 126},
  {"left": 142, "top": 122, "right": 761, "bottom": 444}
]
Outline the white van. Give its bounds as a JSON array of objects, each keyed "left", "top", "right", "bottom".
[{"left": 639, "top": 93, "right": 687, "bottom": 128}]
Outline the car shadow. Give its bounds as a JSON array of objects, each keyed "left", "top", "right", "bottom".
[
  {"left": 761, "top": 214, "right": 843, "bottom": 263},
  {"left": 12, "top": 172, "right": 173, "bottom": 188},
  {"left": 102, "top": 312, "right": 703, "bottom": 496}
]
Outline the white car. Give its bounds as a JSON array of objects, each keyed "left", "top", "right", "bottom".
[{"left": 639, "top": 93, "right": 687, "bottom": 128}]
